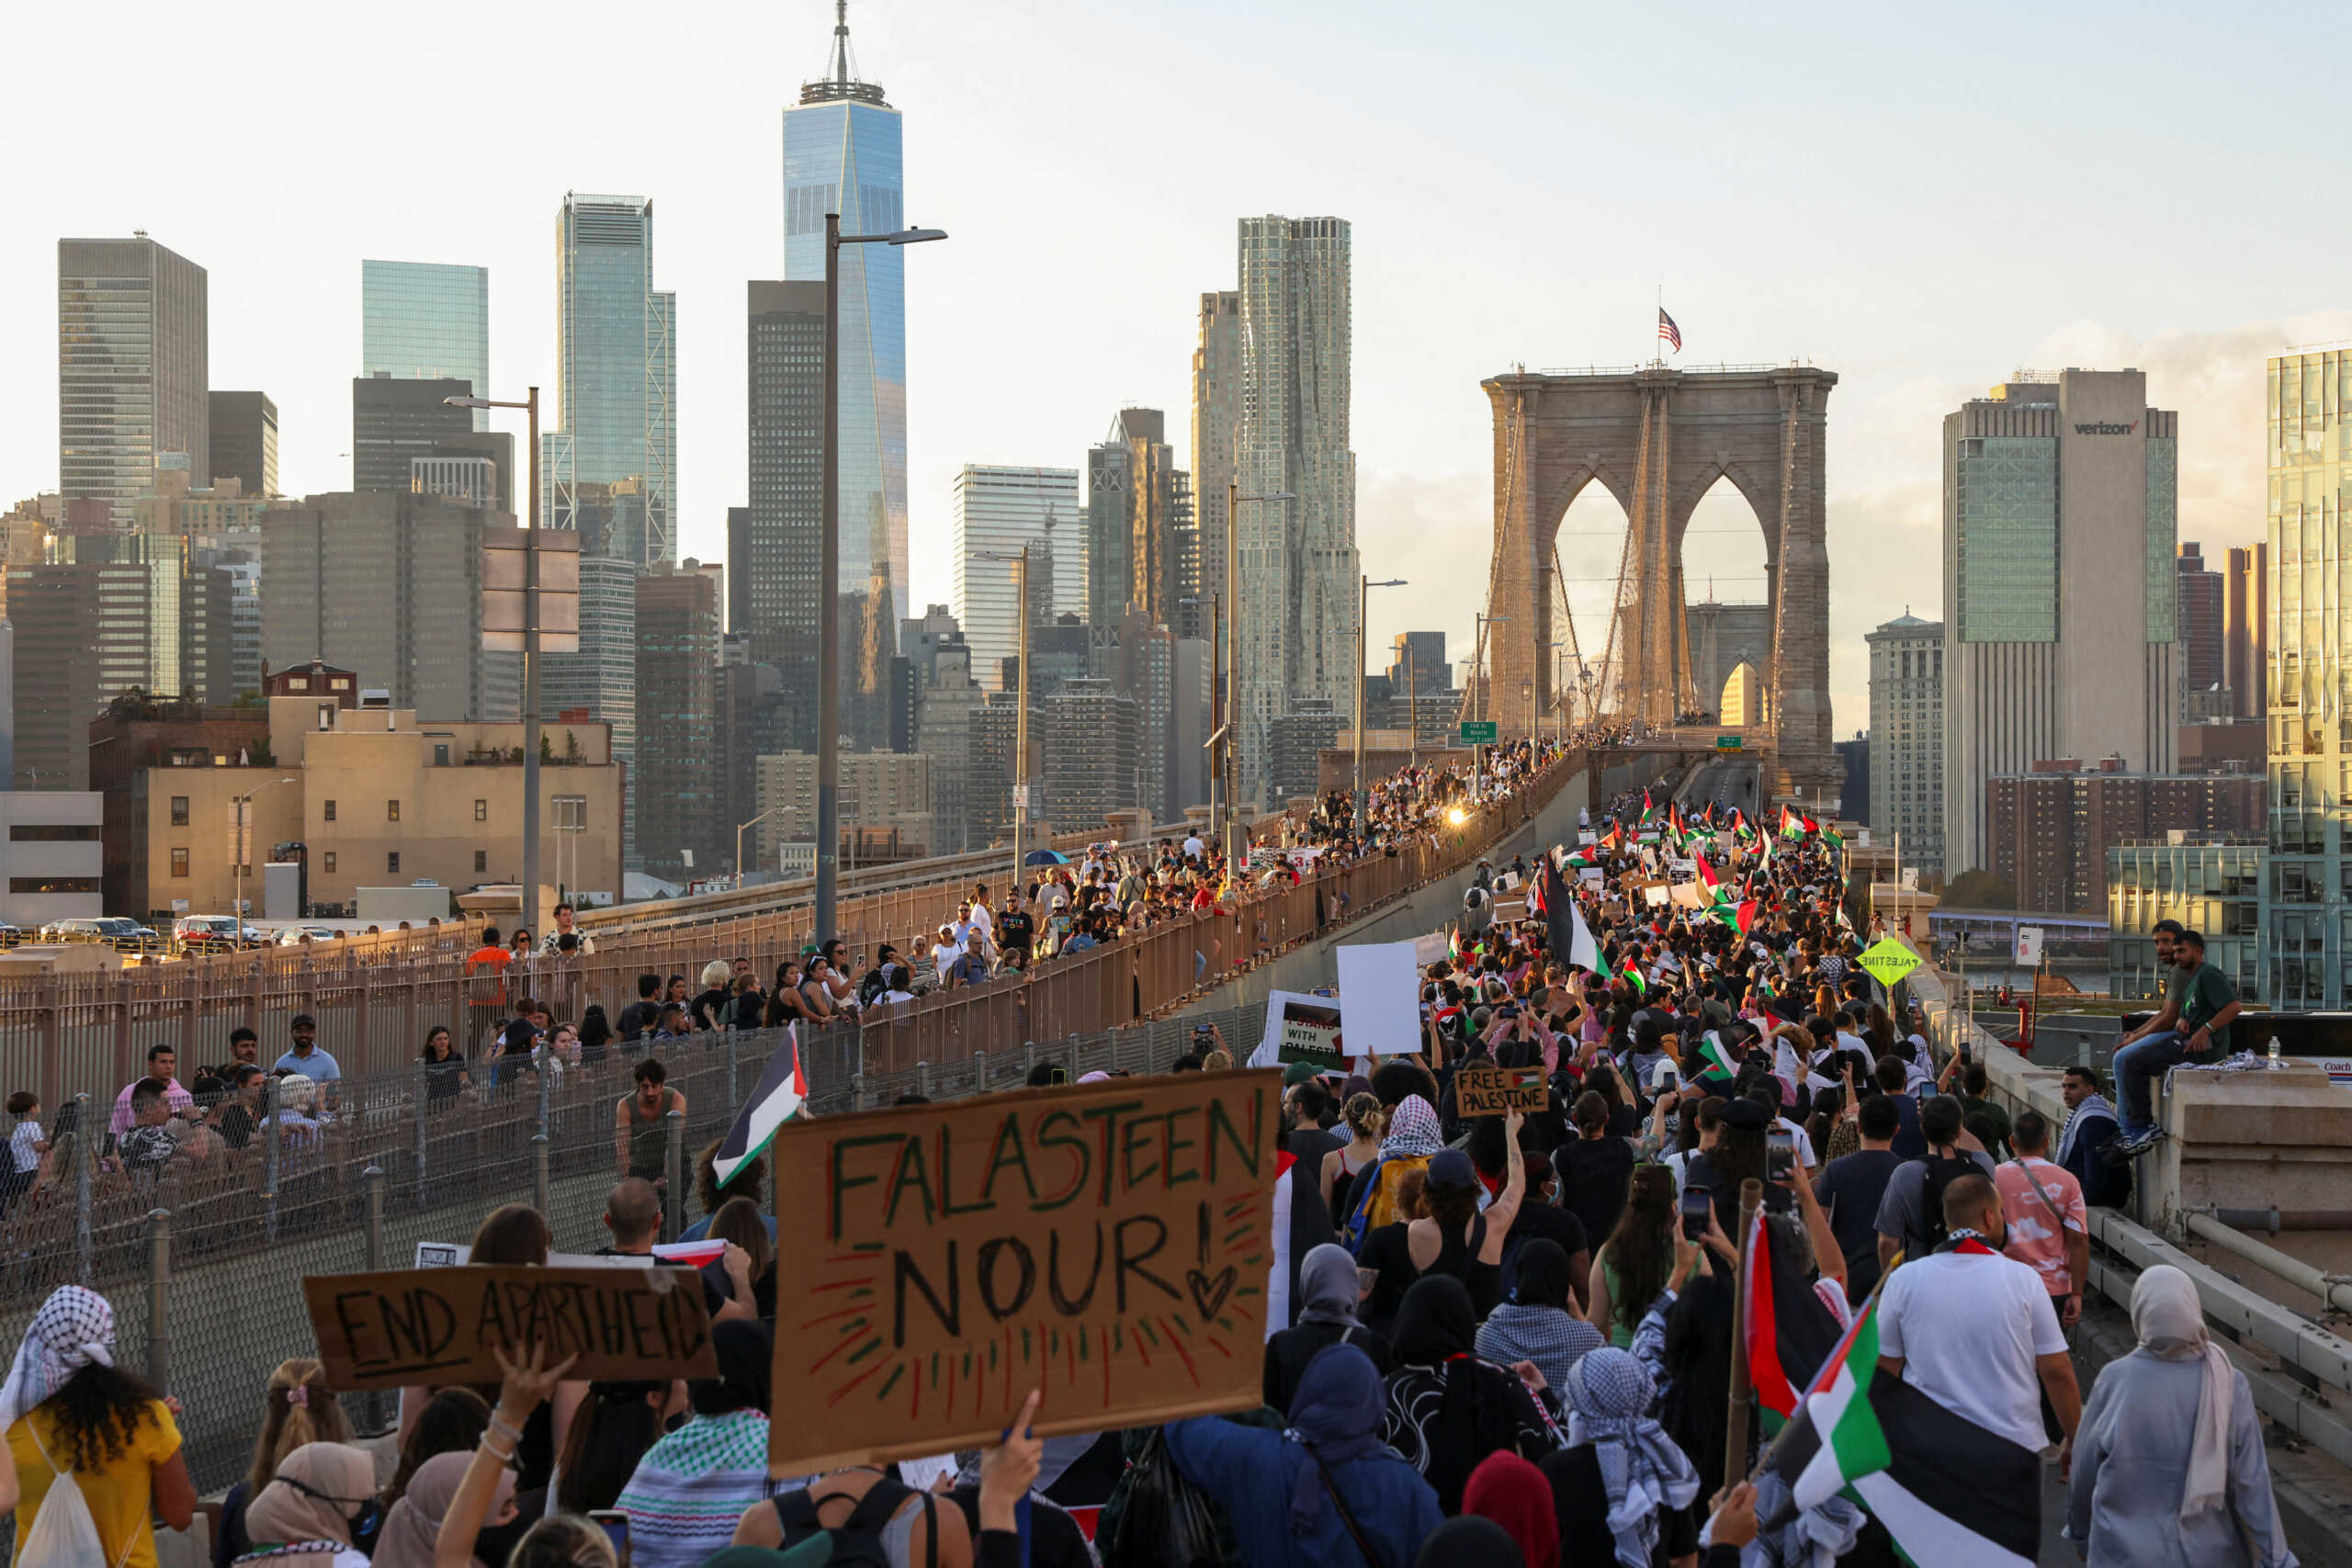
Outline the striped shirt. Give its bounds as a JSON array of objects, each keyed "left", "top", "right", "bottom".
[{"left": 616, "top": 1409, "right": 779, "bottom": 1568}]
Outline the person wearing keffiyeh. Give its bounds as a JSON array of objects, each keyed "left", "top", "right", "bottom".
[
  {"left": 4, "top": 1283, "right": 192, "bottom": 1568},
  {"left": 1542, "top": 1347, "right": 1702, "bottom": 1568}
]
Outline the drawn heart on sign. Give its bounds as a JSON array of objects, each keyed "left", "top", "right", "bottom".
[{"left": 1185, "top": 1266, "right": 1238, "bottom": 1321}]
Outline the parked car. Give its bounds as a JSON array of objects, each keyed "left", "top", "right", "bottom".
[
  {"left": 40, "top": 918, "right": 155, "bottom": 953},
  {"left": 0, "top": 925, "right": 22, "bottom": 950},
  {"left": 275, "top": 924, "right": 345, "bottom": 946},
  {"left": 175, "top": 914, "right": 266, "bottom": 953}
]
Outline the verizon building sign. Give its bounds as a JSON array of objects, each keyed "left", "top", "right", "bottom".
[{"left": 2073, "top": 421, "right": 2139, "bottom": 435}]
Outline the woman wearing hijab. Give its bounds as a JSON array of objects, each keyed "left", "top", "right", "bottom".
[
  {"left": 1382, "top": 1275, "right": 1560, "bottom": 1514},
  {"left": 232, "top": 1442, "right": 379, "bottom": 1565},
  {"left": 1265, "top": 1244, "right": 1394, "bottom": 1412},
  {"left": 1463, "top": 1452, "right": 1558, "bottom": 1568},
  {"left": 1476, "top": 1238, "right": 1604, "bottom": 1395},
  {"left": 4, "top": 1284, "right": 182, "bottom": 1568},
  {"left": 1166, "top": 1343, "right": 1442, "bottom": 1568},
  {"left": 372, "top": 1450, "right": 514, "bottom": 1568},
  {"left": 1541, "top": 1348, "right": 1701, "bottom": 1568},
  {"left": 2064, "top": 1264, "right": 2296, "bottom": 1567}
]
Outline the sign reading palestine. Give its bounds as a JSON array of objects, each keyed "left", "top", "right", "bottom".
[
  {"left": 1453, "top": 1060, "right": 1548, "bottom": 1116},
  {"left": 1856, "top": 937, "right": 1922, "bottom": 989},
  {"left": 767, "top": 1071, "right": 1281, "bottom": 1476}
]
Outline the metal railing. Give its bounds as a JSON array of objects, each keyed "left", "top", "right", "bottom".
[
  {"left": 0, "top": 752, "right": 1577, "bottom": 1107},
  {"left": 19, "top": 1003, "right": 1267, "bottom": 1496}
]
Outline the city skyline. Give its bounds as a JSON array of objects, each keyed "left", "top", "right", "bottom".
[{"left": 4, "top": 0, "right": 2350, "bottom": 736}]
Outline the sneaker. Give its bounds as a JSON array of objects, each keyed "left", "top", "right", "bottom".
[{"left": 2108, "top": 1128, "right": 2164, "bottom": 1161}]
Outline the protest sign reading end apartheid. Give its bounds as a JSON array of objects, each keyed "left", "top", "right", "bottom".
[
  {"left": 303, "top": 1265, "right": 719, "bottom": 1391},
  {"left": 1453, "top": 1060, "right": 1548, "bottom": 1116},
  {"left": 768, "top": 1069, "right": 1282, "bottom": 1477}
]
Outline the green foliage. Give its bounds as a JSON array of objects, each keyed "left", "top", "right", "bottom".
[{"left": 1939, "top": 868, "right": 2017, "bottom": 910}]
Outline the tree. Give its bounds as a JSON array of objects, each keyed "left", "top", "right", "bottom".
[
  {"left": 1939, "top": 868, "right": 2017, "bottom": 910},
  {"left": 538, "top": 732, "right": 556, "bottom": 764}
]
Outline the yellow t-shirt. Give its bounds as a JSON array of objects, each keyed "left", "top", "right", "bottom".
[{"left": 8, "top": 1397, "right": 180, "bottom": 1568}]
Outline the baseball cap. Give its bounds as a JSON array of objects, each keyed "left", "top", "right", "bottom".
[{"left": 1427, "top": 1149, "right": 1478, "bottom": 1190}]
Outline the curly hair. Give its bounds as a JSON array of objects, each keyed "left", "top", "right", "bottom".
[{"left": 43, "top": 1361, "right": 167, "bottom": 1473}]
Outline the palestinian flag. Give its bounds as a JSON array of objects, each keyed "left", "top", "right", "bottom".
[
  {"left": 1730, "top": 807, "right": 1752, "bottom": 840},
  {"left": 1711, "top": 897, "right": 1758, "bottom": 937},
  {"left": 713, "top": 1025, "right": 808, "bottom": 1190},
  {"left": 1641, "top": 788, "right": 1656, "bottom": 820},
  {"left": 1547, "top": 861, "right": 1601, "bottom": 975},
  {"left": 1694, "top": 852, "right": 1721, "bottom": 896},
  {"left": 1449, "top": 927, "right": 1464, "bottom": 964},
  {"left": 1764, "top": 1291, "right": 2041, "bottom": 1568},
  {"left": 1757, "top": 828, "right": 1774, "bottom": 872},
  {"left": 1741, "top": 1209, "right": 1844, "bottom": 1426},
  {"left": 1701, "top": 802, "right": 1716, "bottom": 826},
  {"left": 1601, "top": 823, "right": 1623, "bottom": 852},
  {"left": 1694, "top": 1030, "right": 1740, "bottom": 1082}
]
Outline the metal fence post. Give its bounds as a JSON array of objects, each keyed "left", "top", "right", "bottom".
[
  {"left": 533, "top": 1050, "right": 553, "bottom": 1216},
  {"left": 972, "top": 1050, "right": 988, "bottom": 1097},
  {"left": 143, "top": 1207, "right": 170, "bottom": 1391},
  {"left": 916, "top": 1060, "right": 932, "bottom": 1100},
  {"left": 413, "top": 1060, "right": 429, "bottom": 1207},
  {"left": 362, "top": 1164, "right": 387, "bottom": 1431},
  {"left": 727, "top": 1029, "right": 740, "bottom": 1111},
  {"left": 71, "top": 1092, "right": 92, "bottom": 1286},
  {"left": 263, "top": 1074, "right": 282, "bottom": 1243},
  {"left": 850, "top": 1072, "right": 866, "bottom": 1113},
  {"left": 662, "top": 1107, "right": 685, "bottom": 1241}
]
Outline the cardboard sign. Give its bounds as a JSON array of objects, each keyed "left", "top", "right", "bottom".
[
  {"left": 1275, "top": 996, "right": 1345, "bottom": 1067},
  {"left": 1453, "top": 1060, "right": 1549, "bottom": 1116},
  {"left": 766, "top": 1072, "right": 1281, "bottom": 1476},
  {"left": 304, "top": 1265, "right": 719, "bottom": 1391},
  {"left": 1642, "top": 884, "right": 1670, "bottom": 908}
]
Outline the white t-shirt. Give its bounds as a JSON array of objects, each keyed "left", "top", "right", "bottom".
[
  {"left": 1877, "top": 1248, "right": 2067, "bottom": 1452},
  {"left": 9, "top": 1120, "right": 40, "bottom": 1174},
  {"left": 968, "top": 904, "right": 993, "bottom": 937},
  {"left": 1776, "top": 1116, "right": 1819, "bottom": 1170},
  {"left": 1183, "top": 834, "right": 1204, "bottom": 861}
]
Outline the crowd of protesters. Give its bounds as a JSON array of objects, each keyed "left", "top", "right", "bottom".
[{"left": 0, "top": 774, "right": 2299, "bottom": 1568}]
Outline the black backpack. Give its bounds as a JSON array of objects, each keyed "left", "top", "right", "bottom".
[
  {"left": 771, "top": 1477, "right": 936, "bottom": 1568},
  {"left": 1915, "top": 1153, "right": 1981, "bottom": 1255}
]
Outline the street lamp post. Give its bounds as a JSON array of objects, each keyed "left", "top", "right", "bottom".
[
  {"left": 1224, "top": 485, "right": 1294, "bottom": 870},
  {"left": 1353, "top": 576, "right": 1407, "bottom": 840},
  {"left": 232, "top": 777, "right": 298, "bottom": 927},
  {"left": 447, "top": 388, "right": 543, "bottom": 936},
  {"left": 974, "top": 548, "right": 1032, "bottom": 903},
  {"left": 817, "top": 216, "right": 948, "bottom": 946},
  {"left": 1181, "top": 595, "right": 1221, "bottom": 850},
  {"left": 735, "top": 808, "right": 777, "bottom": 886}
]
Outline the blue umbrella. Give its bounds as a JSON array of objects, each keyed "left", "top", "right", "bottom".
[{"left": 1023, "top": 849, "right": 1070, "bottom": 866}]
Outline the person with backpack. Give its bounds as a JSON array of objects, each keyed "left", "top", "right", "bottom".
[
  {"left": 1871, "top": 1094, "right": 1996, "bottom": 1273},
  {"left": 1164, "top": 1343, "right": 1443, "bottom": 1568},
  {"left": 4, "top": 1284, "right": 181, "bottom": 1568}
]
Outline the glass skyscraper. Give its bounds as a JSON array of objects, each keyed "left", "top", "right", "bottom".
[
  {"left": 2262, "top": 342, "right": 2352, "bottom": 1007},
  {"left": 361, "top": 260, "right": 489, "bottom": 430},
  {"left": 783, "top": 4, "right": 905, "bottom": 745},
  {"left": 59, "top": 236, "right": 209, "bottom": 523},
  {"left": 552, "top": 195, "right": 676, "bottom": 566}
]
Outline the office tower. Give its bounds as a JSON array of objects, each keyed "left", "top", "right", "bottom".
[
  {"left": 914, "top": 644, "right": 982, "bottom": 852},
  {"left": 1192, "top": 290, "right": 1241, "bottom": 625},
  {"left": 59, "top": 236, "right": 209, "bottom": 522},
  {"left": 1042, "top": 679, "right": 1137, "bottom": 833},
  {"left": 1266, "top": 700, "right": 1343, "bottom": 805},
  {"left": 552, "top": 195, "right": 675, "bottom": 566},
  {"left": 967, "top": 694, "right": 1030, "bottom": 850},
  {"left": 361, "top": 260, "right": 490, "bottom": 428},
  {"left": 718, "top": 661, "right": 796, "bottom": 870},
  {"left": 633, "top": 563, "right": 721, "bottom": 880},
  {"left": 7, "top": 565, "right": 102, "bottom": 789},
  {"left": 1085, "top": 431, "right": 1130, "bottom": 630},
  {"left": 785, "top": 3, "right": 906, "bottom": 744},
  {"left": 2176, "top": 540, "right": 2225, "bottom": 717},
  {"left": 1234, "top": 217, "right": 1358, "bottom": 809},
  {"left": 2264, "top": 344, "right": 2352, "bottom": 1006},
  {"left": 1836, "top": 736, "right": 1871, "bottom": 825},
  {"left": 744, "top": 281, "right": 826, "bottom": 701},
  {"left": 261, "top": 492, "right": 514, "bottom": 719},
  {"left": 353, "top": 375, "right": 475, "bottom": 494},
  {"left": 1867, "top": 614, "right": 1945, "bottom": 875},
  {"left": 1089, "top": 614, "right": 1177, "bottom": 821},
  {"left": 756, "top": 750, "right": 932, "bottom": 858},
  {"left": 1082, "top": 412, "right": 1184, "bottom": 631},
  {"left": 726, "top": 506, "right": 752, "bottom": 630},
  {"left": 1940, "top": 368, "right": 2177, "bottom": 875},
  {"left": 209, "top": 392, "right": 277, "bottom": 497},
  {"left": 542, "top": 551, "right": 637, "bottom": 837},
  {"left": 952, "top": 466, "right": 1080, "bottom": 692},
  {"left": 1388, "top": 632, "right": 1446, "bottom": 694},
  {"left": 2226, "top": 544, "right": 2268, "bottom": 720}
]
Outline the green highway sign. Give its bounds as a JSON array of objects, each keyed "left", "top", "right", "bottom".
[
  {"left": 1459, "top": 721, "right": 1498, "bottom": 745},
  {"left": 1716, "top": 735, "right": 1743, "bottom": 751},
  {"left": 1856, "top": 937, "right": 1922, "bottom": 988}
]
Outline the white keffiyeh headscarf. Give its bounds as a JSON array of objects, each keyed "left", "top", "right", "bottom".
[
  {"left": 0, "top": 1285, "right": 116, "bottom": 1428},
  {"left": 1564, "top": 1347, "right": 1701, "bottom": 1568}
]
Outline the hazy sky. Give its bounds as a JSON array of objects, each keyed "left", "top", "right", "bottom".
[{"left": 5, "top": 0, "right": 2347, "bottom": 735}]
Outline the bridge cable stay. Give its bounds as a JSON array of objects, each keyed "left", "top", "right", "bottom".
[{"left": 1597, "top": 389, "right": 1653, "bottom": 722}]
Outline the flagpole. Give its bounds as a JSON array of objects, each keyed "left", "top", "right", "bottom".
[
  {"left": 1747, "top": 1257, "right": 1900, "bottom": 1482},
  {"left": 1724, "top": 1177, "right": 1764, "bottom": 1486}
]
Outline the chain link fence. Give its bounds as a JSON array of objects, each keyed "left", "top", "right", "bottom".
[{"left": 0, "top": 1000, "right": 1266, "bottom": 1496}]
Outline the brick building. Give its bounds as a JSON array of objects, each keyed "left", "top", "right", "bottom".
[{"left": 1987, "top": 756, "right": 2264, "bottom": 913}]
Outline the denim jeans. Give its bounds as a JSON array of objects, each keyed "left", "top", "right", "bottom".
[{"left": 2114, "top": 1028, "right": 2188, "bottom": 1137}]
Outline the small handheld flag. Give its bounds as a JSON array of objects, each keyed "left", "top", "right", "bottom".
[{"left": 713, "top": 1025, "right": 808, "bottom": 1190}]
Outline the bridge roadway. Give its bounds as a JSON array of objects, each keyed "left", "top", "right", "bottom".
[{"left": 0, "top": 743, "right": 1748, "bottom": 1103}]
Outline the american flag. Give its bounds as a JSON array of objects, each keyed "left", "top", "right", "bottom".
[{"left": 1657, "top": 308, "right": 1682, "bottom": 353}]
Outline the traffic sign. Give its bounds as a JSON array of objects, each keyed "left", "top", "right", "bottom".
[
  {"left": 1715, "top": 735, "right": 1743, "bottom": 751},
  {"left": 1856, "top": 937, "right": 1921, "bottom": 989},
  {"left": 1459, "top": 721, "right": 1498, "bottom": 745}
]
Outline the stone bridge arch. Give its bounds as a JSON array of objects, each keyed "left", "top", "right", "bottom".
[{"left": 1484, "top": 364, "right": 1838, "bottom": 795}]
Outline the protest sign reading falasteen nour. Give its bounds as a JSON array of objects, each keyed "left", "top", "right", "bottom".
[
  {"left": 766, "top": 1069, "right": 1282, "bottom": 1478},
  {"left": 303, "top": 1265, "right": 719, "bottom": 1391}
]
